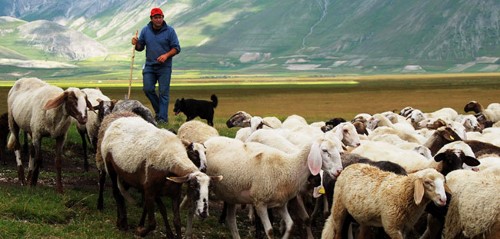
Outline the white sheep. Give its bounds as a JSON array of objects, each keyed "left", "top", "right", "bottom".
[
  {"left": 99, "top": 114, "right": 222, "bottom": 237},
  {"left": 177, "top": 120, "right": 219, "bottom": 144},
  {"left": 321, "top": 163, "right": 447, "bottom": 239},
  {"left": 324, "top": 122, "right": 361, "bottom": 148},
  {"left": 426, "top": 107, "right": 459, "bottom": 121},
  {"left": 244, "top": 128, "right": 343, "bottom": 238},
  {"left": 7, "top": 77, "right": 92, "bottom": 193},
  {"left": 351, "top": 140, "right": 436, "bottom": 173},
  {"left": 76, "top": 88, "right": 111, "bottom": 171},
  {"left": 204, "top": 134, "right": 343, "bottom": 239},
  {"left": 367, "top": 113, "right": 415, "bottom": 133},
  {"left": 443, "top": 168, "right": 500, "bottom": 239}
]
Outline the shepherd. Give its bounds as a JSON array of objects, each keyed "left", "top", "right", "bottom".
[{"left": 131, "top": 7, "right": 181, "bottom": 124}]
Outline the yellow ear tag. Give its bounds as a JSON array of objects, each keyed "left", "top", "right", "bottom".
[
  {"left": 450, "top": 136, "right": 454, "bottom": 140},
  {"left": 318, "top": 186, "right": 325, "bottom": 194}
]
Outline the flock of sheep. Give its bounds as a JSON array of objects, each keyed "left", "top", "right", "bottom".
[{"left": 2, "top": 77, "right": 500, "bottom": 239}]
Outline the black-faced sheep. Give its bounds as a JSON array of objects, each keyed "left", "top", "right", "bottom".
[
  {"left": 321, "top": 164, "right": 448, "bottom": 239},
  {"left": 7, "top": 77, "right": 92, "bottom": 193},
  {"left": 99, "top": 114, "right": 222, "bottom": 237}
]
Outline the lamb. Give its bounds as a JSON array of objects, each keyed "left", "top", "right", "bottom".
[
  {"left": 442, "top": 168, "right": 500, "bottom": 239},
  {"left": 177, "top": 120, "right": 219, "bottom": 144},
  {"left": 7, "top": 77, "right": 92, "bottom": 193},
  {"left": 76, "top": 88, "right": 111, "bottom": 171},
  {"left": 321, "top": 163, "right": 447, "bottom": 239},
  {"left": 204, "top": 135, "right": 343, "bottom": 239},
  {"left": 99, "top": 113, "right": 222, "bottom": 237}
]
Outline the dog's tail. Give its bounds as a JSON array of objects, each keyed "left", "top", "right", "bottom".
[{"left": 211, "top": 94, "right": 218, "bottom": 108}]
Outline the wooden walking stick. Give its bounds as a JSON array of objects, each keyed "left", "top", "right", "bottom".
[{"left": 127, "top": 30, "right": 138, "bottom": 100}]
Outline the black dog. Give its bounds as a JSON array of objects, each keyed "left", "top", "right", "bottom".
[{"left": 173, "top": 94, "right": 218, "bottom": 126}]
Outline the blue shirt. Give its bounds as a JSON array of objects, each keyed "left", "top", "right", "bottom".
[{"left": 136, "top": 21, "right": 181, "bottom": 67}]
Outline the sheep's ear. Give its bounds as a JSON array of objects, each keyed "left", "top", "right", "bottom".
[
  {"left": 262, "top": 120, "right": 273, "bottom": 129},
  {"left": 167, "top": 175, "right": 189, "bottom": 184},
  {"left": 463, "top": 156, "right": 480, "bottom": 166},
  {"left": 433, "top": 153, "right": 445, "bottom": 162},
  {"left": 44, "top": 92, "right": 67, "bottom": 110},
  {"left": 443, "top": 128, "right": 458, "bottom": 141},
  {"left": 307, "top": 142, "right": 322, "bottom": 176},
  {"left": 86, "top": 97, "right": 94, "bottom": 110},
  {"left": 210, "top": 175, "right": 223, "bottom": 182},
  {"left": 414, "top": 179, "right": 425, "bottom": 205},
  {"left": 181, "top": 139, "right": 192, "bottom": 149}
]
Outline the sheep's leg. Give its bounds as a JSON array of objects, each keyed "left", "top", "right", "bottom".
[
  {"left": 136, "top": 191, "right": 156, "bottom": 237},
  {"left": 185, "top": 202, "right": 195, "bottom": 239},
  {"left": 29, "top": 137, "right": 42, "bottom": 187},
  {"left": 54, "top": 136, "right": 65, "bottom": 193},
  {"left": 254, "top": 204, "right": 274, "bottom": 239},
  {"left": 291, "top": 195, "right": 313, "bottom": 239},
  {"left": 383, "top": 226, "right": 404, "bottom": 239},
  {"left": 97, "top": 170, "right": 106, "bottom": 210},
  {"left": 225, "top": 203, "right": 241, "bottom": 239},
  {"left": 419, "top": 213, "right": 442, "bottom": 239},
  {"left": 276, "top": 203, "right": 294, "bottom": 239},
  {"left": 109, "top": 168, "right": 128, "bottom": 231},
  {"left": 331, "top": 201, "right": 348, "bottom": 239},
  {"left": 10, "top": 124, "right": 25, "bottom": 185},
  {"left": 155, "top": 197, "right": 174, "bottom": 239},
  {"left": 22, "top": 131, "right": 29, "bottom": 158},
  {"left": 77, "top": 128, "right": 89, "bottom": 172},
  {"left": 170, "top": 193, "right": 182, "bottom": 239},
  {"left": 219, "top": 201, "right": 227, "bottom": 224}
]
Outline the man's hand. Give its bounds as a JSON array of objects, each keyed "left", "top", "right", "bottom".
[
  {"left": 131, "top": 36, "right": 138, "bottom": 45},
  {"left": 157, "top": 54, "right": 167, "bottom": 63}
]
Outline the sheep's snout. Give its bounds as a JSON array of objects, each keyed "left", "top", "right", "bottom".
[
  {"left": 75, "top": 115, "right": 88, "bottom": 125},
  {"left": 196, "top": 202, "right": 209, "bottom": 219},
  {"left": 435, "top": 197, "right": 447, "bottom": 207},
  {"left": 432, "top": 179, "right": 447, "bottom": 207},
  {"left": 327, "top": 167, "right": 343, "bottom": 179}
]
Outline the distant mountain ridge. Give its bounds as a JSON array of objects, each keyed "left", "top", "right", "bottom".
[{"left": 0, "top": 0, "right": 498, "bottom": 76}]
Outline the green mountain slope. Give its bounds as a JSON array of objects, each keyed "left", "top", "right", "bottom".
[{"left": 0, "top": 0, "right": 498, "bottom": 77}]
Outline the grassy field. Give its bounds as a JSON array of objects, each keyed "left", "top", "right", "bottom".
[{"left": 0, "top": 73, "right": 499, "bottom": 238}]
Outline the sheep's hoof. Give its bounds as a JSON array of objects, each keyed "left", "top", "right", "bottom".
[{"left": 135, "top": 226, "right": 149, "bottom": 237}]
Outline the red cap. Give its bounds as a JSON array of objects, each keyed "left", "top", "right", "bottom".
[{"left": 150, "top": 8, "right": 163, "bottom": 17}]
